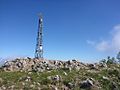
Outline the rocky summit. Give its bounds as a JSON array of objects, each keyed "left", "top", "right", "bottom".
[
  {"left": 0, "top": 57, "right": 120, "bottom": 90},
  {"left": 1, "top": 58, "right": 87, "bottom": 72}
]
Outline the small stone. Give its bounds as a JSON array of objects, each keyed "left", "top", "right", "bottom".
[
  {"left": 22, "top": 82, "right": 25, "bottom": 86},
  {"left": 25, "top": 76, "right": 31, "bottom": 82},
  {"left": 37, "top": 87, "right": 41, "bottom": 90},
  {"left": 80, "top": 79, "right": 93, "bottom": 89},
  {"left": 30, "top": 84, "right": 35, "bottom": 88},
  {"left": 72, "top": 59, "right": 77, "bottom": 62},
  {"left": 88, "top": 64, "right": 96, "bottom": 69},
  {"left": 10, "top": 85, "right": 15, "bottom": 89},
  {"left": 53, "top": 75, "right": 60, "bottom": 81},
  {"left": 102, "top": 76, "right": 109, "bottom": 80},
  {"left": 67, "top": 82, "right": 75, "bottom": 89},
  {"left": 63, "top": 71, "right": 67, "bottom": 76},
  {"left": 28, "top": 72, "right": 32, "bottom": 75},
  {"left": 99, "top": 63, "right": 107, "bottom": 68},
  {"left": 1, "top": 85, "right": 6, "bottom": 90},
  {"left": 51, "top": 75, "right": 62, "bottom": 84},
  {"left": 37, "top": 82, "right": 41, "bottom": 86}
]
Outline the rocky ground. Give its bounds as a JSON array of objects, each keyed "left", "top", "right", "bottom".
[{"left": 0, "top": 57, "right": 120, "bottom": 90}]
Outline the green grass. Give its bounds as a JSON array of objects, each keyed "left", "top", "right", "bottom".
[{"left": 0, "top": 66, "right": 120, "bottom": 90}]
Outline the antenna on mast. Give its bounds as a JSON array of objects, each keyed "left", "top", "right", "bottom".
[{"left": 35, "top": 14, "right": 43, "bottom": 59}]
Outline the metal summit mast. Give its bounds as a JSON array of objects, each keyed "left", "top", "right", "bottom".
[{"left": 35, "top": 14, "right": 43, "bottom": 59}]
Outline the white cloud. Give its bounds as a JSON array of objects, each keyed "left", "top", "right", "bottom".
[
  {"left": 96, "top": 40, "right": 110, "bottom": 51},
  {"left": 86, "top": 40, "right": 95, "bottom": 46},
  {"left": 87, "top": 24, "right": 120, "bottom": 52},
  {"left": 113, "top": 24, "right": 120, "bottom": 30},
  {"left": 112, "top": 25, "right": 120, "bottom": 50}
]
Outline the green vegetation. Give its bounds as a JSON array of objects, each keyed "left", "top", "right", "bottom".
[
  {"left": 0, "top": 64, "right": 120, "bottom": 90},
  {"left": 0, "top": 55, "right": 120, "bottom": 90}
]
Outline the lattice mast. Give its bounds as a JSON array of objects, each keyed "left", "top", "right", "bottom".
[{"left": 35, "top": 15, "right": 43, "bottom": 59}]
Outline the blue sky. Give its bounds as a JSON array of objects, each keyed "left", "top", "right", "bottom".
[{"left": 0, "top": 0, "right": 120, "bottom": 63}]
